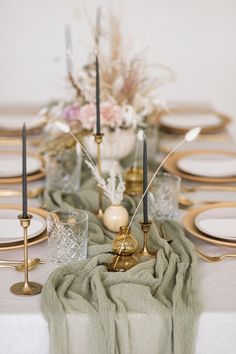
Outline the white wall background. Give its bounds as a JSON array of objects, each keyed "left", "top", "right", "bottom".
[{"left": 0, "top": 0, "right": 236, "bottom": 123}]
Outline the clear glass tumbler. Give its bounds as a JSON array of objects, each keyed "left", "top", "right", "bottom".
[
  {"left": 47, "top": 209, "right": 88, "bottom": 264},
  {"left": 45, "top": 146, "right": 82, "bottom": 193},
  {"left": 149, "top": 173, "right": 181, "bottom": 220}
]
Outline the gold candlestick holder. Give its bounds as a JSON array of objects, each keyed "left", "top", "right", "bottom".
[
  {"left": 136, "top": 221, "right": 157, "bottom": 258},
  {"left": 94, "top": 133, "right": 104, "bottom": 218},
  {"left": 11, "top": 214, "right": 42, "bottom": 296},
  {"left": 125, "top": 167, "right": 143, "bottom": 196}
]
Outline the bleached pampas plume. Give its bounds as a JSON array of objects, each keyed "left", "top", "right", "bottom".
[{"left": 86, "top": 160, "right": 125, "bottom": 205}]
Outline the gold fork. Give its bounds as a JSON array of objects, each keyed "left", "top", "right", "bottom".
[
  {"left": 159, "top": 225, "right": 236, "bottom": 263},
  {"left": 196, "top": 249, "right": 236, "bottom": 263}
]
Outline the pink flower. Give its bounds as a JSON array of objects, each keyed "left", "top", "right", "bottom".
[
  {"left": 63, "top": 103, "right": 80, "bottom": 121},
  {"left": 78, "top": 103, "right": 96, "bottom": 130},
  {"left": 101, "top": 102, "right": 123, "bottom": 129},
  {"left": 78, "top": 102, "right": 123, "bottom": 130}
]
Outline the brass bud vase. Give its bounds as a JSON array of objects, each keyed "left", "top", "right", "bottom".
[{"left": 107, "top": 226, "right": 139, "bottom": 272}]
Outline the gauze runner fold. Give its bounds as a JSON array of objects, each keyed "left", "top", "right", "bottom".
[{"left": 42, "top": 188, "right": 200, "bottom": 354}]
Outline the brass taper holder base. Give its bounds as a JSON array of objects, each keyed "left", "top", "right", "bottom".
[
  {"left": 10, "top": 214, "right": 43, "bottom": 296},
  {"left": 11, "top": 281, "right": 42, "bottom": 296},
  {"left": 94, "top": 133, "right": 104, "bottom": 219},
  {"left": 136, "top": 221, "right": 157, "bottom": 258}
]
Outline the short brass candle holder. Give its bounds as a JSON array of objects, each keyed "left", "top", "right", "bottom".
[
  {"left": 135, "top": 221, "right": 157, "bottom": 258},
  {"left": 94, "top": 133, "right": 104, "bottom": 219},
  {"left": 108, "top": 226, "right": 139, "bottom": 272},
  {"left": 10, "top": 214, "right": 43, "bottom": 296},
  {"left": 125, "top": 167, "right": 143, "bottom": 197}
]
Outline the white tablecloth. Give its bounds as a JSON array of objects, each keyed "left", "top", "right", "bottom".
[{"left": 1, "top": 138, "right": 236, "bottom": 354}]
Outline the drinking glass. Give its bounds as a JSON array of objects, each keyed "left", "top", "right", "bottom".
[
  {"left": 45, "top": 146, "right": 82, "bottom": 193},
  {"left": 47, "top": 209, "right": 88, "bottom": 264},
  {"left": 149, "top": 173, "right": 181, "bottom": 220}
]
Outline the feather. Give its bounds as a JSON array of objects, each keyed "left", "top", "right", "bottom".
[{"left": 85, "top": 160, "right": 125, "bottom": 205}]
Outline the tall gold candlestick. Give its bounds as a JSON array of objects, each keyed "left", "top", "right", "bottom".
[
  {"left": 136, "top": 221, "right": 157, "bottom": 258},
  {"left": 11, "top": 214, "right": 42, "bottom": 296},
  {"left": 94, "top": 133, "right": 104, "bottom": 218}
]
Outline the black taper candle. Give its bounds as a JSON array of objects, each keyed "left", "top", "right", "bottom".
[
  {"left": 22, "top": 123, "right": 28, "bottom": 218},
  {"left": 143, "top": 137, "right": 148, "bottom": 223},
  {"left": 95, "top": 54, "right": 101, "bottom": 135}
]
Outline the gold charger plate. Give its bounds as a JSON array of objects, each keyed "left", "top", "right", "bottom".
[
  {"left": 0, "top": 151, "right": 45, "bottom": 184},
  {"left": 0, "top": 204, "right": 48, "bottom": 251},
  {"left": 0, "top": 123, "right": 45, "bottom": 137},
  {"left": 183, "top": 202, "right": 236, "bottom": 248},
  {"left": 0, "top": 105, "right": 46, "bottom": 136},
  {"left": 0, "top": 170, "right": 45, "bottom": 184},
  {"left": 163, "top": 150, "right": 236, "bottom": 183},
  {"left": 158, "top": 108, "right": 231, "bottom": 134}
]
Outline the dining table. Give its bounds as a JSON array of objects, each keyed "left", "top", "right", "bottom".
[{"left": 0, "top": 131, "right": 236, "bottom": 354}]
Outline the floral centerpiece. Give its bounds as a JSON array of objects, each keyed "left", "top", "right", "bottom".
[{"left": 40, "top": 12, "right": 173, "bottom": 171}]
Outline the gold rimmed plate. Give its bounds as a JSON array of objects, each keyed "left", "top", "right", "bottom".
[
  {"left": 0, "top": 170, "right": 45, "bottom": 184},
  {"left": 0, "top": 205, "right": 48, "bottom": 250},
  {"left": 183, "top": 202, "right": 236, "bottom": 248},
  {"left": 0, "top": 106, "right": 46, "bottom": 136},
  {"left": 163, "top": 150, "right": 236, "bottom": 183},
  {"left": 0, "top": 151, "right": 45, "bottom": 184},
  {"left": 158, "top": 108, "right": 231, "bottom": 134}
]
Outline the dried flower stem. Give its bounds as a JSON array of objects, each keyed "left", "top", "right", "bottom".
[{"left": 69, "top": 131, "right": 96, "bottom": 167}]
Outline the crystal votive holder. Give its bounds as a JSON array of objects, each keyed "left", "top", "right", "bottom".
[
  {"left": 149, "top": 173, "right": 181, "bottom": 220},
  {"left": 47, "top": 209, "right": 88, "bottom": 264}
]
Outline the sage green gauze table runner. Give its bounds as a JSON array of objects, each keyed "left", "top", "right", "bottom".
[{"left": 42, "top": 187, "right": 201, "bottom": 354}]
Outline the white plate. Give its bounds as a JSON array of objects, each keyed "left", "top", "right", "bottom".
[
  {"left": 0, "top": 115, "right": 44, "bottom": 130},
  {"left": 160, "top": 113, "right": 221, "bottom": 129},
  {"left": 177, "top": 153, "right": 236, "bottom": 178},
  {"left": 0, "top": 209, "right": 46, "bottom": 243},
  {"left": 0, "top": 154, "right": 42, "bottom": 177},
  {"left": 195, "top": 207, "right": 236, "bottom": 240}
]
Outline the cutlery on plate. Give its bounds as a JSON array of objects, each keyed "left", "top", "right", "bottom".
[
  {"left": 181, "top": 185, "right": 236, "bottom": 193},
  {"left": 196, "top": 249, "right": 236, "bottom": 263}
]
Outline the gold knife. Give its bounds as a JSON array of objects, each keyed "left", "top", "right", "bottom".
[{"left": 181, "top": 185, "right": 236, "bottom": 192}]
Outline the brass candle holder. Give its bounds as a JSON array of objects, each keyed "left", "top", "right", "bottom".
[
  {"left": 11, "top": 214, "right": 42, "bottom": 296},
  {"left": 136, "top": 221, "right": 157, "bottom": 258},
  {"left": 94, "top": 133, "right": 104, "bottom": 218},
  {"left": 125, "top": 167, "right": 143, "bottom": 196}
]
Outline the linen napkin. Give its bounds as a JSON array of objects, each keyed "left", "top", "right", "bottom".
[{"left": 42, "top": 188, "right": 200, "bottom": 354}]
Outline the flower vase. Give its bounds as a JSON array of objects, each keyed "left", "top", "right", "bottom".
[
  {"left": 103, "top": 204, "right": 129, "bottom": 233},
  {"left": 107, "top": 226, "right": 139, "bottom": 272},
  {"left": 83, "top": 127, "right": 136, "bottom": 173}
]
